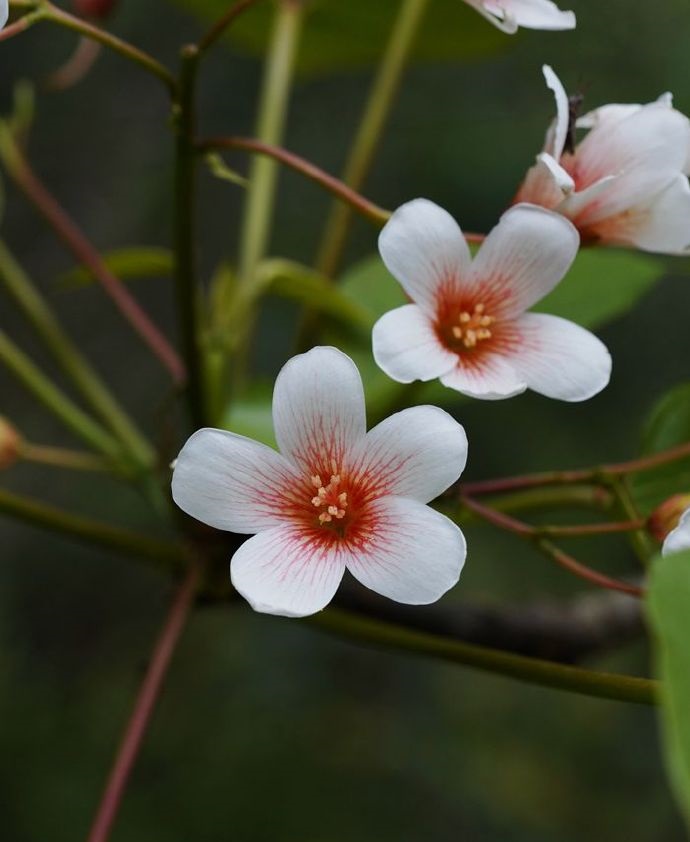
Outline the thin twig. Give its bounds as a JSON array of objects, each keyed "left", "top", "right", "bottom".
[
  {"left": 196, "top": 0, "right": 264, "bottom": 53},
  {"left": 0, "top": 133, "right": 186, "bottom": 385},
  {"left": 86, "top": 561, "right": 201, "bottom": 842}
]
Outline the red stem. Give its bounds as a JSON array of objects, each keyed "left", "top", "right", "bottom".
[
  {"left": 85, "top": 562, "right": 200, "bottom": 842},
  {"left": 541, "top": 519, "right": 646, "bottom": 537},
  {"left": 461, "top": 440, "right": 690, "bottom": 497},
  {"left": 461, "top": 495, "right": 644, "bottom": 598},
  {"left": 197, "top": 0, "right": 264, "bottom": 52},
  {"left": 0, "top": 13, "right": 40, "bottom": 41},
  {"left": 197, "top": 136, "right": 486, "bottom": 244},
  {"left": 9, "top": 145, "right": 186, "bottom": 385}
]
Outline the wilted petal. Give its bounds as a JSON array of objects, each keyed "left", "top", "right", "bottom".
[
  {"left": 510, "top": 313, "right": 611, "bottom": 401},
  {"left": 230, "top": 525, "right": 347, "bottom": 617},
  {"left": 378, "top": 199, "right": 472, "bottom": 316},
  {"left": 372, "top": 304, "right": 457, "bottom": 384},
  {"left": 470, "top": 204, "right": 579, "bottom": 318},
  {"left": 441, "top": 354, "right": 527, "bottom": 400},
  {"left": 542, "top": 65, "right": 570, "bottom": 159},
  {"left": 273, "top": 346, "right": 366, "bottom": 471},
  {"left": 662, "top": 509, "right": 690, "bottom": 557},
  {"left": 354, "top": 405, "right": 468, "bottom": 504},
  {"left": 514, "top": 154, "right": 570, "bottom": 207},
  {"left": 344, "top": 497, "right": 466, "bottom": 605},
  {"left": 172, "top": 428, "right": 301, "bottom": 534}
]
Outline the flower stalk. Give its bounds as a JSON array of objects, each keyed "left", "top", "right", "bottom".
[{"left": 315, "top": 0, "right": 430, "bottom": 279}]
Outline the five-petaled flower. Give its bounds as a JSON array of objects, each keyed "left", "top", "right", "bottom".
[
  {"left": 372, "top": 199, "right": 611, "bottom": 401},
  {"left": 462, "top": 0, "right": 574, "bottom": 33},
  {"left": 661, "top": 506, "right": 690, "bottom": 557},
  {"left": 515, "top": 65, "right": 690, "bottom": 254},
  {"left": 172, "top": 347, "right": 468, "bottom": 618}
]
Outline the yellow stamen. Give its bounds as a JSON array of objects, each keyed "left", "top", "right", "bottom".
[{"left": 453, "top": 302, "right": 496, "bottom": 350}]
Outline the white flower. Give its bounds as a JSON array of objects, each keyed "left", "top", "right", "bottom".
[
  {"left": 172, "top": 346, "right": 468, "bottom": 618},
  {"left": 1, "top": 0, "right": 7, "bottom": 30},
  {"left": 662, "top": 508, "right": 690, "bottom": 556},
  {"left": 515, "top": 65, "right": 690, "bottom": 254},
  {"left": 463, "top": 0, "right": 575, "bottom": 32},
  {"left": 372, "top": 199, "right": 611, "bottom": 401}
]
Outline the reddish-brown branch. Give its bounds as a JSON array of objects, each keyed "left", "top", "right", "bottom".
[
  {"left": 538, "top": 540, "right": 645, "bottom": 598},
  {"left": 540, "top": 519, "right": 647, "bottom": 537},
  {"left": 460, "top": 495, "right": 644, "bottom": 598},
  {"left": 86, "top": 561, "right": 200, "bottom": 842},
  {"left": 196, "top": 0, "right": 264, "bottom": 53},
  {"left": 197, "top": 136, "right": 486, "bottom": 243},
  {"left": 460, "top": 439, "right": 690, "bottom": 497},
  {"left": 8, "top": 145, "right": 186, "bottom": 384}
]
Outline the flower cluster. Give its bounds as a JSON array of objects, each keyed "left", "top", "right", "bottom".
[{"left": 172, "top": 5, "right": 690, "bottom": 617}]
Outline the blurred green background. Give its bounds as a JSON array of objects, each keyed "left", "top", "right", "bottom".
[{"left": 2, "top": 0, "right": 690, "bottom": 839}]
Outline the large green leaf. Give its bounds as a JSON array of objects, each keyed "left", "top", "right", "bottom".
[
  {"left": 172, "top": 0, "right": 508, "bottom": 75},
  {"left": 647, "top": 548, "right": 690, "bottom": 830},
  {"left": 536, "top": 248, "right": 663, "bottom": 329},
  {"left": 633, "top": 383, "right": 690, "bottom": 514},
  {"left": 259, "top": 258, "right": 373, "bottom": 331},
  {"left": 60, "top": 247, "right": 174, "bottom": 289}
]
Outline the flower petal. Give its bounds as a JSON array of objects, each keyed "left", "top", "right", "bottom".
[
  {"left": 378, "top": 199, "right": 472, "bottom": 316},
  {"left": 465, "top": 0, "right": 575, "bottom": 32},
  {"left": 440, "top": 354, "right": 527, "bottom": 400},
  {"left": 354, "top": 405, "right": 468, "bottom": 504},
  {"left": 272, "top": 346, "right": 366, "bottom": 471},
  {"left": 230, "top": 525, "right": 346, "bottom": 617},
  {"left": 542, "top": 65, "right": 570, "bottom": 160},
  {"left": 575, "top": 100, "right": 690, "bottom": 192},
  {"left": 584, "top": 173, "right": 690, "bottom": 255},
  {"left": 662, "top": 508, "right": 690, "bottom": 556},
  {"left": 510, "top": 313, "right": 611, "bottom": 401},
  {"left": 372, "top": 304, "right": 458, "bottom": 384},
  {"left": 344, "top": 497, "right": 466, "bottom": 605},
  {"left": 514, "top": 154, "right": 571, "bottom": 208},
  {"left": 171, "top": 428, "right": 300, "bottom": 534},
  {"left": 469, "top": 204, "right": 579, "bottom": 318},
  {"left": 0, "top": 1, "right": 7, "bottom": 29}
]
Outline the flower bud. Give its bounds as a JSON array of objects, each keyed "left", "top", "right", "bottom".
[
  {"left": 648, "top": 493, "right": 690, "bottom": 542},
  {"left": 71, "top": 0, "right": 118, "bottom": 19},
  {"left": 0, "top": 417, "right": 21, "bottom": 470}
]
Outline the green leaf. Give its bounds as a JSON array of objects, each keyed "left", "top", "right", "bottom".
[
  {"left": 647, "top": 549, "right": 690, "bottom": 829},
  {"left": 222, "top": 382, "right": 276, "bottom": 448},
  {"left": 536, "top": 248, "right": 663, "bottom": 330},
  {"left": 258, "top": 258, "right": 373, "bottom": 331},
  {"left": 60, "top": 247, "right": 174, "bottom": 289},
  {"left": 172, "top": 0, "right": 508, "bottom": 76},
  {"left": 338, "top": 254, "right": 406, "bottom": 321},
  {"left": 633, "top": 383, "right": 690, "bottom": 513}
]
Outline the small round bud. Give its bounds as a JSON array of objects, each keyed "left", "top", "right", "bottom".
[
  {"left": 0, "top": 417, "right": 21, "bottom": 470},
  {"left": 648, "top": 493, "right": 690, "bottom": 542},
  {"left": 71, "top": 0, "right": 118, "bottom": 20}
]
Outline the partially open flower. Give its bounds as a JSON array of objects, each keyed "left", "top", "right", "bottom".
[
  {"left": 515, "top": 66, "right": 690, "bottom": 254},
  {"left": 172, "top": 347, "right": 468, "bottom": 618},
  {"left": 372, "top": 199, "right": 611, "bottom": 401},
  {"left": 0, "top": 417, "right": 21, "bottom": 470},
  {"left": 661, "top": 506, "right": 690, "bottom": 556},
  {"left": 462, "top": 0, "right": 575, "bottom": 33}
]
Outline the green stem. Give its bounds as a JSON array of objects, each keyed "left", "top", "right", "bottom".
[
  {"left": 608, "top": 476, "right": 656, "bottom": 567},
  {"left": 20, "top": 442, "right": 111, "bottom": 471},
  {"left": 315, "top": 0, "right": 429, "bottom": 278},
  {"left": 173, "top": 46, "right": 207, "bottom": 429},
  {"left": 0, "top": 240, "right": 155, "bottom": 471},
  {"left": 0, "top": 487, "right": 185, "bottom": 569},
  {"left": 310, "top": 609, "right": 657, "bottom": 705},
  {"left": 0, "top": 331, "right": 125, "bottom": 465},
  {"left": 237, "top": 1, "right": 303, "bottom": 289}
]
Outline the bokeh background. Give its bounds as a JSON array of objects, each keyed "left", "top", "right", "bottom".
[{"left": 2, "top": 0, "right": 690, "bottom": 838}]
